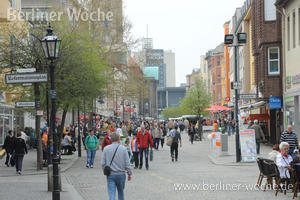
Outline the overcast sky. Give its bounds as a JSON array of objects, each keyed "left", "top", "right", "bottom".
[{"left": 124, "top": 0, "right": 246, "bottom": 86}]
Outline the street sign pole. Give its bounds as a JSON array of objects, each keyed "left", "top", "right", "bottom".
[{"left": 34, "top": 83, "right": 43, "bottom": 170}]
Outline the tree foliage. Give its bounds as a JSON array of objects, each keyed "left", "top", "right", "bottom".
[
  {"left": 162, "top": 77, "right": 211, "bottom": 119},
  {"left": 180, "top": 77, "right": 211, "bottom": 117}
]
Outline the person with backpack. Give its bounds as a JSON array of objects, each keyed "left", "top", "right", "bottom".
[
  {"left": 169, "top": 126, "right": 182, "bottom": 162},
  {"left": 13, "top": 132, "right": 28, "bottom": 175},
  {"left": 84, "top": 129, "right": 99, "bottom": 168},
  {"left": 188, "top": 123, "right": 196, "bottom": 144},
  {"left": 160, "top": 123, "right": 167, "bottom": 149},
  {"left": 3, "top": 130, "right": 15, "bottom": 167}
]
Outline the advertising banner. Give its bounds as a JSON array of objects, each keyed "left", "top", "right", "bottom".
[{"left": 240, "top": 129, "right": 257, "bottom": 162}]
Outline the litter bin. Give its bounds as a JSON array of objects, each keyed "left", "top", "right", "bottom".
[{"left": 221, "top": 134, "right": 228, "bottom": 152}]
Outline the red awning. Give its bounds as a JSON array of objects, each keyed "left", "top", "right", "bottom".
[
  {"left": 248, "top": 114, "right": 270, "bottom": 121},
  {"left": 205, "top": 105, "right": 232, "bottom": 111}
]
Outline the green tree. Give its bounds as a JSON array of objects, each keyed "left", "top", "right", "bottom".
[
  {"left": 162, "top": 106, "right": 185, "bottom": 119},
  {"left": 180, "top": 77, "right": 211, "bottom": 117}
]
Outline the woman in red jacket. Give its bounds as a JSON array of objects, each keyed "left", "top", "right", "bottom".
[
  {"left": 136, "top": 124, "right": 153, "bottom": 170},
  {"left": 101, "top": 131, "right": 112, "bottom": 151}
]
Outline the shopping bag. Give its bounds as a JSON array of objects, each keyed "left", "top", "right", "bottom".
[
  {"left": 166, "top": 136, "right": 173, "bottom": 146},
  {"left": 0, "top": 149, "right": 6, "bottom": 159},
  {"left": 150, "top": 148, "right": 153, "bottom": 161},
  {"left": 10, "top": 153, "right": 16, "bottom": 166}
]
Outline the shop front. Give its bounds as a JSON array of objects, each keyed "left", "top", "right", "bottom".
[
  {"left": 0, "top": 103, "right": 14, "bottom": 146},
  {"left": 240, "top": 99, "right": 282, "bottom": 145},
  {"left": 284, "top": 88, "right": 300, "bottom": 139}
]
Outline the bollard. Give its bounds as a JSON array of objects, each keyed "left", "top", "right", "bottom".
[{"left": 48, "top": 165, "right": 62, "bottom": 192}]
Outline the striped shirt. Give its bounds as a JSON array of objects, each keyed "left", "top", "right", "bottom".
[{"left": 280, "top": 131, "right": 298, "bottom": 149}]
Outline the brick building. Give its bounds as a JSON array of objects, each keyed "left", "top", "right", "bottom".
[
  {"left": 251, "top": 0, "right": 283, "bottom": 144},
  {"left": 209, "top": 44, "right": 224, "bottom": 105}
]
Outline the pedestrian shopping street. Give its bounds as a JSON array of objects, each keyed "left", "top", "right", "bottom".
[{"left": 0, "top": 132, "right": 294, "bottom": 200}]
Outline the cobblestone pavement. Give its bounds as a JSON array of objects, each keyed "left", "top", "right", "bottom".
[{"left": 64, "top": 132, "right": 294, "bottom": 200}]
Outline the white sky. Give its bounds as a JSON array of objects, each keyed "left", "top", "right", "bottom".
[{"left": 124, "top": 0, "right": 245, "bottom": 86}]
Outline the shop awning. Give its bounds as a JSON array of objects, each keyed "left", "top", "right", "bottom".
[
  {"left": 248, "top": 114, "right": 270, "bottom": 121},
  {"left": 239, "top": 101, "right": 266, "bottom": 110},
  {"left": 205, "top": 105, "right": 232, "bottom": 111}
]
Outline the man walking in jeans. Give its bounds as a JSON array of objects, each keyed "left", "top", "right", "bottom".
[
  {"left": 170, "top": 126, "right": 182, "bottom": 162},
  {"left": 136, "top": 124, "right": 153, "bottom": 170},
  {"left": 101, "top": 132, "right": 132, "bottom": 200}
]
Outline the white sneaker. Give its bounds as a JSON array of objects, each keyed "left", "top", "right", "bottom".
[
  {"left": 90, "top": 165, "right": 93, "bottom": 168},
  {"left": 86, "top": 164, "right": 89, "bottom": 168}
]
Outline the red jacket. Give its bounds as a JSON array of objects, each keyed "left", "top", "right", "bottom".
[
  {"left": 101, "top": 136, "right": 112, "bottom": 151},
  {"left": 137, "top": 129, "right": 153, "bottom": 149}
]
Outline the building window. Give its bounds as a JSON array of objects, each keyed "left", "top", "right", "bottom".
[
  {"left": 10, "top": 0, "right": 16, "bottom": 9},
  {"left": 293, "top": 11, "right": 296, "bottom": 48},
  {"left": 288, "top": 16, "right": 290, "bottom": 50},
  {"left": 268, "top": 47, "right": 280, "bottom": 75},
  {"left": 264, "top": 0, "right": 276, "bottom": 21}
]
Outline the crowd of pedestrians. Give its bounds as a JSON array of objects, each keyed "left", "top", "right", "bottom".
[{"left": 96, "top": 118, "right": 192, "bottom": 200}]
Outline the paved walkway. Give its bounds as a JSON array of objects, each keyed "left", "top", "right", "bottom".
[
  {"left": 0, "top": 149, "right": 78, "bottom": 177},
  {"left": 207, "top": 132, "right": 272, "bottom": 166},
  {"left": 64, "top": 132, "right": 293, "bottom": 200},
  {"left": 0, "top": 132, "right": 295, "bottom": 200},
  {"left": 0, "top": 149, "right": 82, "bottom": 200}
]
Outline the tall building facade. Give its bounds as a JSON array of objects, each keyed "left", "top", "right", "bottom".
[
  {"left": 209, "top": 44, "right": 224, "bottom": 105},
  {"left": 164, "top": 50, "right": 176, "bottom": 87},
  {"left": 251, "top": 0, "right": 283, "bottom": 144},
  {"left": 145, "top": 49, "right": 166, "bottom": 88},
  {"left": 276, "top": 0, "right": 300, "bottom": 136},
  {"left": 223, "top": 22, "right": 231, "bottom": 105}
]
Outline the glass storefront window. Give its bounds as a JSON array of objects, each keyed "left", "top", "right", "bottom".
[
  {"left": 285, "top": 96, "right": 295, "bottom": 127},
  {"left": 0, "top": 106, "right": 13, "bottom": 145}
]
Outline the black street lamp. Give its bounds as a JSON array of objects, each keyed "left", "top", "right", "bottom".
[
  {"left": 224, "top": 32, "right": 247, "bottom": 163},
  {"left": 41, "top": 25, "right": 61, "bottom": 200}
]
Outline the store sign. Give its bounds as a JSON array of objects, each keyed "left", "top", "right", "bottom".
[{"left": 269, "top": 97, "right": 281, "bottom": 109}]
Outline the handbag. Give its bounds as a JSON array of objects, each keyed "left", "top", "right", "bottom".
[
  {"left": 166, "top": 136, "right": 173, "bottom": 146},
  {"left": 104, "top": 145, "right": 120, "bottom": 176},
  {"left": 0, "top": 149, "right": 6, "bottom": 159},
  {"left": 10, "top": 153, "right": 16, "bottom": 167},
  {"left": 150, "top": 148, "right": 153, "bottom": 161}
]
